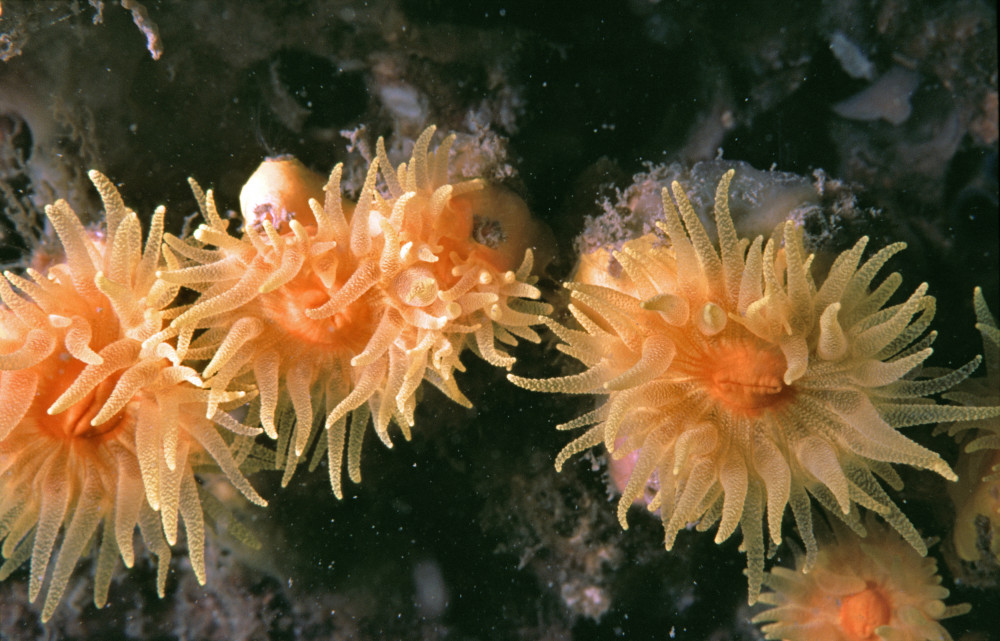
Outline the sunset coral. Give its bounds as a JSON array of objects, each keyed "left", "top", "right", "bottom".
[
  {"left": 509, "top": 169, "right": 1000, "bottom": 601},
  {"left": 0, "top": 172, "right": 265, "bottom": 621},
  {"left": 753, "top": 516, "right": 969, "bottom": 641},
  {"left": 160, "top": 126, "right": 551, "bottom": 496},
  {"left": 942, "top": 287, "right": 1000, "bottom": 563}
]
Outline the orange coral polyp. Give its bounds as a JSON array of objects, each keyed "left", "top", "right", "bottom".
[
  {"left": 695, "top": 337, "right": 794, "bottom": 417},
  {"left": 1, "top": 171, "right": 266, "bottom": 622},
  {"left": 838, "top": 582, "right": 892, "bottom": 641},
  {"left": 755, "top": 517, "right": 969, "bottom": 641}
]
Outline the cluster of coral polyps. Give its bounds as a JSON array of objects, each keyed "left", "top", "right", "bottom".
[
  {"left": 509, "top": 168, "right": 1000, "bottom": 630},
  {"left": 159, "top": 126, "right": 551, "bottom": 494},
  {"left": 2, "top": 125, "right": 997, "bottom": 635},
  {"left": 0, "top": 126, "right": 551, "bottom": 620}
]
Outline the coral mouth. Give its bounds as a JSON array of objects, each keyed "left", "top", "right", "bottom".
[
  {"left": 695, "top": 337, "right": 795, "bottom": 417},
  {"left": 40, "top": 373, "right": 128, "bottom": 443},
  {"left": 838, "top": 581, "right": 893, "bottom": 641},
  {"left": 260, "top": 274, "right": 376, "bottom": 354}
]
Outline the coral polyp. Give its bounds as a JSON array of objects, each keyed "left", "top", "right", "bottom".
[
  {"left": 753, "top": 516, "right": 969, "bottom": 641},
  {"left": 509, "top": 169, "right": 1000, "bottom": 601},
  {"left": 161, "top": 126, "right": 551, "bottom": 496},
  {"left": 0, "top": 172, "right": 265, "bottom": 620},
  {"left": 942, "top": 287, "right": 1000, "bottom": 563}
]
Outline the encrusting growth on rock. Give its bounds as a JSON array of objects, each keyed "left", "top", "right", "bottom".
[{"left": 509, "top": 169, "right": 1000, "bottom": 602}]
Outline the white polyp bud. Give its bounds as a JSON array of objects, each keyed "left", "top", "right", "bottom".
[
  {"left": 479, "top": 270, "right": 493, "bottom": 285},
  {"left": 445, "top": 302, "right": 462, "bottom": 319},
  {"left": 696, "top": 302, "right": 727, "bottom": 336}
]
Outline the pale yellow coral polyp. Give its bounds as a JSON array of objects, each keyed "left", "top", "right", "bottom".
[
  {"left": 944, "top": 287, "right": 1000, "bottom": 562},
  {"left": 510, "top": 169, "right": 1000, "bottom": 602}
]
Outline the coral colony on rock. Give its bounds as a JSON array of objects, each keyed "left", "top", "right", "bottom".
[
  {"left": 2, "top": 122, "right": 999, "bottom": 641},
  {"left": 0, "top": 10, "right": 999, "bottom": 637},
  {"left": 1, "top": 126, "right": 555, "bottom": 620}
]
